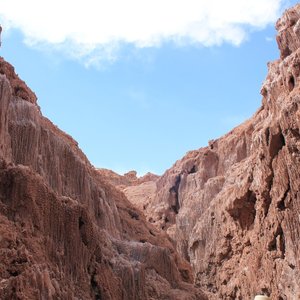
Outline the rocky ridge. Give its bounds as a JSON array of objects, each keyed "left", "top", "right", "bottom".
[
  {"left": 97, "top": 169, "right": 159, "bottom": 215},
  {"left": 1, "top": 4, "right": 300, "bottom": 300},
  {"left": 122, "top": 4, "right": 300, "bottom": 299},
  {"left": 0, "top": 58, "right": 206, "bottom": 299}
]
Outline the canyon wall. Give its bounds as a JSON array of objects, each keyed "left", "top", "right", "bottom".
[
  {"left": 0, "top": 59, "right": 206, "bottom": 299},
  {"left": 1, "top": 4, "right": 300, "bottom": 300},
  {"left": 129, "top": 4, "right": 300, "bottom": 299}
]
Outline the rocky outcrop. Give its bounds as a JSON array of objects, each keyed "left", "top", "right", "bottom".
[
  {"left": 0, "top": 58, "right": 37, "bottom": 104},
  {"left": 2, "top": 4, "right": 300, "bottom": 300},
  {"left": 0, "top": 59, "right": 206, "bottom": 299},
  {"left": 98, "top": 168, "right": 158, "bottom": 189},
  {"left": 140, "top": 4, "right": 300, "bottom": 299},
  {"left": 98, "top": 169, "right": 159, "bottom": 217}
]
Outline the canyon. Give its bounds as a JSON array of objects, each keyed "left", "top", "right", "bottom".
[
  {"left": 0, "top": 48, "right": 205, "bottom": 300},
  {"left": 1, "top": 4, "right": 300, "bottom": 300}
]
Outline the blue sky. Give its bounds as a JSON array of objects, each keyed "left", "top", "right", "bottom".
[{"left": 0, "top": 0, "right": 298, "bottom": 175}]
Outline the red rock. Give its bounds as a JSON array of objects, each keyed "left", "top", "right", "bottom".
[
  {"left": 0, "top": 59, "right": 206, "bottom": 299},
  {"left": 0, "top": 57, "right": 37, "bottom": 104},
  {"left": 2, "top": 4, "right": 300, "bottom": 299},
  {"left": 98, "top": 169, "right": 159, "bottom": 218},
  {"left": 135, "top": 4, "right": 300, "bottom": 299}
]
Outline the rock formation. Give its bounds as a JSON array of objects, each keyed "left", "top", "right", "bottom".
[
  {"left": 126, "top": 4, "right": 300, "bottom": 299},
  {"left": 98, "top": 169, "right": 159, "bottom": 216},
  {"left": 2, "top": 3, "right": 300, "bottom": 300},
  {"left": 0, "top": 59, "right": 206, "bottom": 299}
]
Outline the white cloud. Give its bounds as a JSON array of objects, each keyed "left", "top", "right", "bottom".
[{"left": 0, "top": 0, "right": 285, "bottom": 65}]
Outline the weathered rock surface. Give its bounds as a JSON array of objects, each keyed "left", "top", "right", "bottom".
[
  {"left": 0, "top": 58, "right": 206, "bottom": 299},
  {"left": 98, "top": 169, "right": 159, "bottom": 218},
  {"left": 2, "top": 4, "right": 300, "bottom": 300},
  {"left": 98, "top": 168, "right": 158, "bottom": 189},
  {"left": 139, "top": 4, "right": 300, "bottom": 299}
]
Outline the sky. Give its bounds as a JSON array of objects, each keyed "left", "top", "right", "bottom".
[{"left": 0, "top": 0, "right": 298, "bottom": 175}]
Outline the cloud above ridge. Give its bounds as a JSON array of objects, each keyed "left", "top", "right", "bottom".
[{"left": 0, "top": 0, "right": 285, "bottom": 65}]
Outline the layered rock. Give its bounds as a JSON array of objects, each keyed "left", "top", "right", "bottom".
[
  {"left": 0, "top": 58, "right": 206, "bottom": 299},
  {"left": 138, "top": 4, "right": 300, "bottom": 299}
]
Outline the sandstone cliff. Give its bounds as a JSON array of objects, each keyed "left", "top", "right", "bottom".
[
  {"left": 0, "top": 60, "right": 206, "bottom": 299},
  {"left": 127, "top": 4, "right": 300, "bottom": 299}
]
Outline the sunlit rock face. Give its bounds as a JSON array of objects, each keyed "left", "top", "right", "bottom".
[
  {"left": 122, "top": 4, "right": 300, "bottom": 300},
  {"left": 0, "top": 59, "right": 207, "bottom": 299},
  {"left": 2, "top": 4, "right": 300, "bottom": 300}
]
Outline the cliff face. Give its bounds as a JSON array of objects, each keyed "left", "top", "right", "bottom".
[
  {"left": 0, "top": 60, "right": 206, "bottom": 299},
  {"left": 138, "top": 4, "right": 300, "bottom": 299},
  {"left": 97, "top": 169, "right": 159, "bottom": 215},
  {"left": 2, "top": 4, "right": 300, "bottom": 300}
]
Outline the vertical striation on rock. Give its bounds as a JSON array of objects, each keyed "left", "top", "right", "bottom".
[
  {"left": 122, "top": 4, "right": 300, "bottom": 300},
  {"left": 2, "top": 4, "right": 300, "bottom": 300},
  {"left": 0, "top": 58, "right": 206, "bottom": 299}
]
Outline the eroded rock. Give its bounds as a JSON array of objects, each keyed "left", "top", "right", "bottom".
[
  {"left": 0, "top": 58, "right": 206, "bottom": 299},
  {"left": 125, "top": 4, "right": 300, "bottom": 299}
]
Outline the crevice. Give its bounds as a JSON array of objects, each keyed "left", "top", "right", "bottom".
[
  {"left": 189, "top": 165, "right": 197, "bottom": 174},
  {"left": 169, "top": 175, "right": 181, "bottom": 214},
  {"left": 128, "top": 210, "right": 139, "bottom": 220},
  {"left": 79, "top": 216, "right": 84, "bottom": 229},
  {"left": 290, "top": 128, "right": 300, "bottom": 139},
  {"left": 263, "top": 129, "right": 286, "bottom": 216},
  {"left": 8, "top": 269, "right": 20, "bottom": 277},
  {"left": 278, "top": 227, "right": 285, "bottom": 257},
  {"left": 191, "top": 240, "right": 200, "bottom": 254},
  {"left": 269, "top": 131, "right": 285, "bottom": 160},
  {"left": 261, "top": 288, "right": 270, "bottom": 297},
  {"left": 277, "top": 184, "right": 290, "bottom": 210},
  {"left": 268, "top": 236, "right": 277, "bottom": 251},
  {"left": 267, "top": 224, "right": 285, "bottom": 257},
  {"left": 90, "top": 271, "right": 102, "bottom": 300},
  {"left": 288, "top": 75, "right": 295, "bottom": 91},
  {"left": 277, "top": 198, "right": 286, "bottom": 211},
  {"left": 179, "top": 268, "right": 190, "bottom": 282},
  {"left": 149, "top": 230, "right": 156, "bottom": 236},
  {"left": 262, "top": 189, "right": 272, "bottom": 217},
  {"left": 265, "top": 128, "right": 270, "bottom": 146},
  {"left": 79, "top": 216, "right": 88, "bottom": 246},
  {"left": 289, "top": 263, "right": 295, "bottom": 269},
  {"left": 227, "top": 191, "right": 257, "bottom": 230}
]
